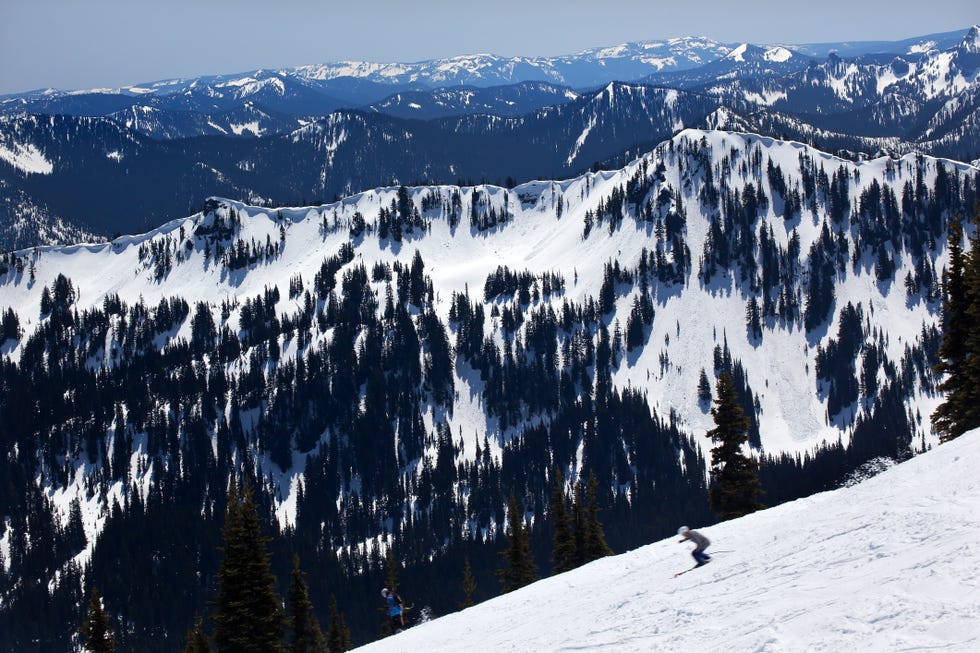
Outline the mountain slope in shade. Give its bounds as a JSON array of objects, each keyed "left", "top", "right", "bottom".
[
  {"left": 105, "top": 101, "right": 304, "bottom": 139},
  {"left": 0, "top": 84, "right": 746, "bottom": 245},
  {"left": 355, "top": 430, "right": 980, "bottom": 653}
]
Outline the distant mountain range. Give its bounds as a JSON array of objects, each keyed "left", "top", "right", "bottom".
[
  {"left": 0, "top": 28, "right": 969, "bottom": 118},
  {"left": 0, "top": 26, "right": 977, "bottom": 251}
]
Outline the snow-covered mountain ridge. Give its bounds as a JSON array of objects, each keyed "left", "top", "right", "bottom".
[
  {"left": 354, "top": 429, "right": 980, "bottom": 653},
  {"left": 289, "top": 36, "right": 734, "bottom": 89},
  {"left": 0, "top": 28, "right": 971, "bottom": 120},
  {"left": 3, "top": 129, "right": 973, "bottom": 461}
]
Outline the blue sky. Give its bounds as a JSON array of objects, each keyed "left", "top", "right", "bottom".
[{"left": 0, "top": 0, "right": 976, "bottom": 95}]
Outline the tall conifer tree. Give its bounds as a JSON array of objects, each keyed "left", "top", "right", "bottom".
[
  {"left": 182, "top": 616, "right": 211, "bottom": 653},
  {"left": 326, "top": 595, "right": 352, "bottom": 653},
  {"left": 571, "top": 480, "right": 586, "bottom": 568},
  {"left": 213, "top": 479, "right": 286, "bottom": 653},
  {"left": 79, "top": 586, "right": 115, "bottom": 653},
  {"left": 707, "top": 372, "right": 764, "bottom": 519},
  {"left": 549, "top": 468, "right": 576, "bottom": 574},
  {"left": 932, "top": 216, "right": 972, "bottom": 441},
  {"left": 497, "top": 490, "right": 539, "bottom": 593},
  {"left": 288, "top": 554, "right": 325, "bottom": 653},
  {"left": 460, "top": 557, "right": 477, "bottom": 608},
  {"left": 582, "top": 470, "right": 613, "bottom": 562},
  {"left": 959, "top": 205, "right": 980, "bottom": 433}
]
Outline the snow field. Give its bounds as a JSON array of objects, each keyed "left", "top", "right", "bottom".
[{"left": 354, "top": 430, "right": 980, "bottom": 653}]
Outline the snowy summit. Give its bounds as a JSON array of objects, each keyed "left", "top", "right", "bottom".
[{"left": 356, "top": 432, "right": 980, "bottom": 652}]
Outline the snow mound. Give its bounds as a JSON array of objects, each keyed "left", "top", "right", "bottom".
[{"left": 355, "top": 431, "right": 980, "bottom": 652}]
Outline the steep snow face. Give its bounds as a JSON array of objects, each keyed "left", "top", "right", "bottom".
[{"left": 354, "top": 431, "right": 980, "bottom": 653}]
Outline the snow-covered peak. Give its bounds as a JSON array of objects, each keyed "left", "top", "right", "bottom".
[
  {"left": 726, "top": 43, "right": 749, "bottom": 62},
  {"left": 960, "top": 25, "right": 980, "bottom": 54},
  {"left": 764, "top": 46, "right": 793, "bottom": 63},
  {"left": 354, "top": 431, "right": 980, "bottom": 652}
]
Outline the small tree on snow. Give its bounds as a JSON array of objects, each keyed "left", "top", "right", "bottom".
[{"left": 707, "top": 371, "right": 764, "bottom": 520}]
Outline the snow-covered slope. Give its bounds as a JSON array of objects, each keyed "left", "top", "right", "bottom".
[
  {"left": 355, "top": 431, "right": 980, "bottom": 653},
  {"left": 2, "top": 129, "right": 971, "bottom": 465}
]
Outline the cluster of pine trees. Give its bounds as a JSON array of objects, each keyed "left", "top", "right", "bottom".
[
  {"left": 78, "top": 480, "right": 353, "bottom": 653},
  {"left": 931, "top": 204, "right": 980, "bottom": 441}
]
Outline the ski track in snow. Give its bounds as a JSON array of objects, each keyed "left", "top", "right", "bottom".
[{"left": 354, "top": 431, "right": 980, "bottom": 653}]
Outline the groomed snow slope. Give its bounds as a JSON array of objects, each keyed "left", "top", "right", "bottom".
[{"left": 356, "top": 431, "right": 980, "bottom": 653}]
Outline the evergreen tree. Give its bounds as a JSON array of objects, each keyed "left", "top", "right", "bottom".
[
  {"left": 549, "top": 468, "right": 576, "bottom": 574},
  {"left": 497, "top": 489, "right": 538, "bottom": 593},
  {"left": 182, "top": 616, "right": 212, "bottom": 653},
  {"left": 963, "top": 206, "right": 980, "bottom": 435},
  {"left": 570, "top": 479, "right": 586, "bottom": 568},
  {"left": 581, "top": 470, "right": 613, "bottom": 562},
  {"left": 460, "top": 557, "right": 477, "bottom": 609},
  {"left": 326, "top": 595, "right": 352, "bottom": 653},
  {"left": 745, "top": 296, "right": 762, "bottom": 340},
  {"left": 384, "top": 547, "right": 400, "bottom": 596},
  {"left": 932, "top": 218, "right": 980, "bottom": 442},
  {"left": 707, "top": 372, "right": 764, "bottom": 520},
  {"left": 79, "top": 586, "right": 115, "bottom": 653},
  {"left": 697, "top": 369, "right": 712, "bottom": 404},
  {"left": 288, "top": 554, "right": 325, "bottom": 653},
  {"left": 213, "top": 479, "right": 286, "bottom": 653}
]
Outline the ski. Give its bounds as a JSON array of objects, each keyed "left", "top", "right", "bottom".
[
  {"left": 672, "top": 566, "right": 698, "bottom": 578},
  {"left": 672, "top": 560, "right": 711, "bottom": 578}
]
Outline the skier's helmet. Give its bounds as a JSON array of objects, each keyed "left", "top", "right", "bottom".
[
  {"left": 381, "top": 588, "right": 389, "bottom": 598},
  {"left": 677, "top": 525, "right": 689, "bottom": 535}
]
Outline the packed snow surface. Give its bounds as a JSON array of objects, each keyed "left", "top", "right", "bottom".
[{"left": 355, "top": 431, "right": 980, "bottom": 652}]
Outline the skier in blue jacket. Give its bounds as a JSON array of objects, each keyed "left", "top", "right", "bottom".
[
  {"left": 677, "top": 526, "right": 712, "bottom": 566},
  {"left": 381, "top": 588, "right": 404, "bottom": 630}
]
